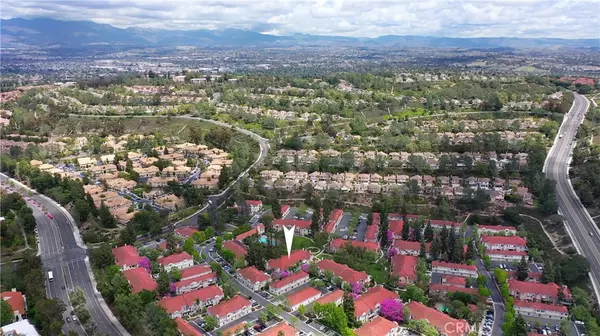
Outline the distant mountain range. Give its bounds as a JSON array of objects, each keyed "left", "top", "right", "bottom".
[{"left": 2, "top": 17, "right": 599, "bottom": 50}]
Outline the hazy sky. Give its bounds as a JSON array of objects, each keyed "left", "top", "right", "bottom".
[{"left": 2, "top": 0, "right": 599, "bottom": 38}]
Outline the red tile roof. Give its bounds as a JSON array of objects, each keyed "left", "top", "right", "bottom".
[
  {"left": 406, "top": 301, "right": 469, "bottom": 336},
  {"left": 389, "top": 220, "right": 404, "bottom": 235},
  {"left": 371, "top": 213, "right": 380, "bottom": 226},
  {"left": 159, "top": 285, "right": 224, "bottom": 314},
  {"left": 393, "top": 240, "right": 430, "bottom": 253},
  {"left": 330, "top": 239, "right": 380, "bottom": 252},
  {"left": 354, "top": 316, "right": 399, "bottom": 336},
  {"left": 315, "top": 289, "right": 344, "bottom": 306},
  {"left": 222, "top": 240, "right": 248, "bottom": 258},
  {"left": 271, "top": 271, "right": 309, "bottom": 289},
  {"left": 181, "top": 265, "right": 212, "bottom": 280},
  {"left": 286, "top": 287, "right": 321, "bottom": 308},
  {"left": 391, "top": 255, "right": 418, "bottom": 282},
  {"left": 175, "top": 317, "right": 203, "bottom": 336},
  {"left": 481, "top": 235, "right": 527, "bottom": 246},
  {"left": 354, "top": 286, "right": 398, "bottom": 318},
  {"left": 477, "top": 225, "right": 517, "bottom": 232},
  {"left": 442, "top": 275, "right": 467, "bottom": 286},
  {"left": 317, "top": 259, "right": 369, "bottom": 284},
  {"left": 267, "top": 250, "right": 312, "bottom": 271},
  {"left": 207, "top": 295, "right": 251, "bottom": 318},
  {"left": 281, "top": 205, "right": 290, "bottom": 215},
  {"left": 508, "top": 280, "right": 571, "bottom": 299},
  {"left": 173, "top": 272, "right": 217, "bottom": 291},
  {"left": 0, "top": 291, "right": 25, "bottom": 315},
  {"left": 158, "top": 252, "right": 193, "bottom": 266},
  {"left": 221, "top": 321, "right": 247, "bottom": 336},
  {"left": 259, "top": 322, "right": 298, "bottom": 336},
  {"left": 432, "top": 261, "right": 477, "bottom": 272},
  {"left": 365, "top": 225, "right": 378, "bottom": 241},
  {"left": 246, "top": 200, "right": 263, "bottom": 206},
  {"left": 514, "top": 300, "right": 568, "bottom": 313},
  {"left": 329, "top": 209, "right": 343, "bottom": 222},
  {"left": 235, "top": 226, "right": 261, "bottom": 242},
  {"left": 573, "top": 78, "right": 595, "bottom": 85},
  {"left": 430, "top": 284, "right": 478, "bottom": 296},
  {"left": 123, "top": 267, "right": 158, "bottom": 293},
  {"left": 175, "top": 227, "right": 199, "bottom": 238},
  {"left": 273, "top": 218, "right": 311, "bottom": 230},
  {"left": 112, "top": 245, "right": 143, "bottom": 267},
  {"left": 237, "top": 266, "right": 270, "bottom": 284}
]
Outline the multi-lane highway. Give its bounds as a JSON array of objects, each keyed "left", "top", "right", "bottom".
[
  {"left": 0, "top": 174, "right": 128, "bottom": 336},
  {"left": 544, "top": 92, "right": 600, "bottom": 299}
]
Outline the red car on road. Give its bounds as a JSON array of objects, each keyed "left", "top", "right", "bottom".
[{"left": 47, "top": 213, "right": 53, "bottom": 219}]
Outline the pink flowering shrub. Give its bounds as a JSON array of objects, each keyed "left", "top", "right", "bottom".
[
  {"left": 387, "top": 248, "right": 398, "bottom": 258},
  {"left": 139, "top": 257, "right": 151, "bottom": 272},
  {"left": 351, "top": 282, "right": 363, "bottom": 295},
  {"left": 169, "top": 282, "right": 176, "bottom": 293},
  {"left": 380, "top": 298, "right": 404, "bottom": 322},
  {"left": 387, "top": 230, "right": 394, "bottom": 242}
]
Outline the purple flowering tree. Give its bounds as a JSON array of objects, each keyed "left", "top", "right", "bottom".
[
  {"left": 169, "top": 282, "right": 177, "bottom": 294},
  {"left": 351, "top": 282, "right": 363, "bottom": 295},
  {"left": 380, "top": 298, "right": 404, "bottom": 322},
  {"left": 387, "top": 247, "right": 398, "bottom": 258},
  {"left": 387, "top": 230, "right": 395, "bottom": 243},
  {"left": 301, "top": 264, "right": 309, "bottom": 273},
  {"left": 352, "top": 292, "right": 359, "bottom": 300},
  {"left": 280, "top": 271, "right": 290, "bottom": 279},
  {"left": 139, "top": 257, "right": 151, "bottom": 272}
]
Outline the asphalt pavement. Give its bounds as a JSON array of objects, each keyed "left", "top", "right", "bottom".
[
  {"left": 1, "top": 174, "right": 128, "bottom": 336},
  {"left": 544, "top": 93, "right": 600, "bottom": 300}
]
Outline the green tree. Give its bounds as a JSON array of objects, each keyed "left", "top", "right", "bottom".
[
  {"left": 342, "top": 293, "right": 357, "bottom": 327},
  {"left": 98, "top": 202, "right": 117, "bottom": 228},
  {"left": 401, "top": 285, "right": 427, "bottom": 303},
  {"left": 509, "top": 314, "right": 528, "bottom": 336},
  {"left": 157, "top": 271, "right": 171, "bottom": 295},
  {"left": 516, "top": 256, "right": 529, "bottom": 281},
  {"left": 1, "top": 300, "right": 14, "bottom": 326},
  {"left": 90, "top": 243, "right": 115, "bottom": 269},
  {"left": 34, "top": 298, "right": 66, "bottom": 335},
  {"left": 204, "top": 315, "right": 219, "bottom": 331},
  {"left": 313, "top": 303, "right": 350, "bottom": 335},
  {"left": 141, "top": 304, "right": 179, "bottom": 336},
  {"left": 311, "top": 203, "right": 321, "bottom": 235},
  {"left": 114, "top": 293, "right": 144, "bottom": 331}
]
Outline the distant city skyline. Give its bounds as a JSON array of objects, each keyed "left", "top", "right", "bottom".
[{"left": 1, "top": 0, "right": 599, "bottom": 39}]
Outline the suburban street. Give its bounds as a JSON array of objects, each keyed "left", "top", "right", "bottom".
[
  {"left": 474, "top": 256, "right": 505, "bottom": 336},
  {"left": 199, "top": 241, "right": 326, "bottom": 336},
  {"left": 544, "top": 93, "right": 600, "bottom": 299},
  {"left": 0, "top": 173, "right": 128, "bottom": 336}
]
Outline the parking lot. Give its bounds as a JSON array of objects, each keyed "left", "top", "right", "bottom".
[
  {"left": 522, "top": 316, "right": 565, "bottom": 336},
  {"left": 480, "top": 309, "right": 494, "bottom": 336}
]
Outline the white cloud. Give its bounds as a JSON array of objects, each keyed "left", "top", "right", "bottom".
[{"left": 1, "top": 0, "right": 599, "bottom": 38}]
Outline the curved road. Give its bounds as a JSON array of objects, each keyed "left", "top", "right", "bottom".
[
  {"left": 544, "top": 93, "right": 600, "bottom": 299},
  {"left": 0, "top": 174, "right": 129, "bottom": 336}
]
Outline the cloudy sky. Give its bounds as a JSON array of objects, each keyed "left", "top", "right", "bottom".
[{"left": 2, "top": 0, "right": 599, "bottom": 39}]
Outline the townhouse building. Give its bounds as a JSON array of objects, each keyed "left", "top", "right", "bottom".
[
  {"left": 207, "top": 295, "right": 252, "bottom": 327},
  {"left": 158, "top": 252, "right": 194, "bottom": 272},
  {"left": 487, "top": 249, "right": 528, "bottom": 262},
  {"left": 286, "top": 287, "right": 322, "bottom": 311},
  {"left": 222, "top": 240, "right": 248, "bottom": 259},
  {"left": 354, "top": 286, "right": 399, "bottom": 323},
  {"left": 273, "top": 219, "right": 312, "bottom": 236},
  {"left": 364, "top": 224, "right": 379, "bottom": 243},
  {"left": 0, "top": 290, "right": 26, "bottom": 323},
  {"left": 266, "top": 250, "right": 312, "bottom": 272},
  {"left": 235, "top": 224, "right": 265, "bottom": 242},
  {"left": 432, "top": 261, "right": 478, "bottom": 278},
  {"left": 173, "top": 272, "right": 217, "bottom": 295},
  {"left": 123, "top": 268, "right": 158, "bottom": 294},
  {"left": 482, "top": 235, "right": 527, "bottom": 252},
  {"left": 354, "top": 316, "right": 404, "bottom": 336},
  {"left": 508, "top": 280, "right": 571, "bottom": 304},
  {"left": 316, "top": 260, "right": 370, "bottom": 286},
  {"left": 236, "top": 266, "right": 271, "bottom": 291},
  {"left": 477, "top": 225, "right": 517, "bottom": 236},
  {"left": 513, "top": 300, "right": 568, "bottom": 321},
  {"left": 112, "top": 245, "right": 143, "bottom": 271},
  {"left": 429, "top": 284, "right": 478, "bottom": 296},
  {"left": 259, "top": 322, "right": 299, "bottom": 336},
  {"left": 245, "top": 200, "right": 263, "bottom": 215},
  {"left": 393, "top": 240, "right": 431, "bottom": 258},
  {"left": 391, "top": 255, "right": 418, "bottom": 286},
  {"left": 314, "top": 289, "right": 344, "bottom": 306},
  {"left": 270, "top": 271, "right": 310, "bottom": 295},
  {"left": 175, "top": 318, "right": 203, "bottom": 336},
  {"left": 180, "top": 265, "right": 212, "bottom": 281},
  {"left": 174, "top": 227, "right": 199, "bottom": 239},
  {"left": 324, "top": 209, "right": 344, "bottom": 234},
  {"left": 159, "top": 285, "right": 224, "bottom": 318}
]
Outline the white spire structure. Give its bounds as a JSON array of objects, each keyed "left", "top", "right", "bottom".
[{"left": 283, "top": 225, "right": 296, "bottom": 258}]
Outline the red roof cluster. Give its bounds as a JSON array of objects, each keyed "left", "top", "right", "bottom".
[
  {"left": 175, "top": 317, "right": 203, "bottom": 336},
  {"left": 330, "top": 238, "right": 380, "bottom": 252},
  {"left": 159, "top": 285, "right": 224, "bottom": 314},
  {"left": 354, "top": 316, "right": 399, "bottom": 336},
  {"left": 123, "top": 267, "right": 158, "bottom": 293},
  {"left": 281, "top": 205, "right": 290, "bottom": 215},
  {"left": 477, "top": 224, "right": 517, "bottom": 232},
  {"left": 508, "top": 280, "right": 571, "bottom": 299},
  {"left": 175, "top": 227, "right": 198, "bottom": 238},
  {"left": 389, "top": 220, "right": 404, "bottom": 235},
  {"left": 270, "top": 271, "right": 309, "bottom": 289},
  {"left": 393, "top": 239, "right": 431, "bottom": 253},
  {"left": 481, "top": 235, "right": 527, "bottom": 246},
  {"left": 429, "top": 219, "right": 461, "bottom": 228},
  {"left": 514, "top": 300, "right": 568, "bottom": 313},
  {"left": 354, "top": 286, "right": 398, "bottom": 318},
  {"left": 317, "top": 259, "right": 369, "bottom": 284},
  {"left": 237, "top": 266, "right": 270, "bottom": 284},
  {"left": 112, "top": 245, "right": 143, "bottom": 267},
  {"left": 573, "top": 78, "right": 595, "bottom": 85},
  {"left": 430, "top": 284, "right": 478, "bottom": 296},
  {"left": 371, "top": 212, "right": 381, "bottom": 226},
  {"left": 432, "top": 261, "right": 477, "bottom": 272},
  {"left": 365, "top": 224, "right": 379, "bottom": 241},
  {"left": 158, "top": 252, "right": 193, "bottom": 266},
  {"left": 406, "top": 301, "right": 469, "bottom": 336},
  {"left": 442, "top": 275, "right": 467, "bottom": 287},
  {"left": 267, "top": 250, "right": 312, "bottom": 271},
  {"left": 207, "top": 295, "right": 251, "bottom": 318},
  {"left": 391, "top": 255, "right": 418, "bottom": 282},
  {"left": 259, "top": 322, "right": 297, "bottom": 336},
  {"left": 222, "top": 240, "right": 248, "bottom": 258},
  {"left": 286, "top": 286, "right": 321, "bottom": 307},
  {"left": 173, "top": 272, "right": 217, "bottom": 291}
]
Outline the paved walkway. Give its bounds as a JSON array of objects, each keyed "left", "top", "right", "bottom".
[{"left": 519, "top": 214, "right": 566, "bottom": 255}]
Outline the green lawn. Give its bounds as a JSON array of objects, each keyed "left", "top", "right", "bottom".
[
  {"left": 367, "top": 262, "right": 388, "bottom": 284},
  {"left": 291, "top": 236, "right": 316, "bottom": 250}
]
